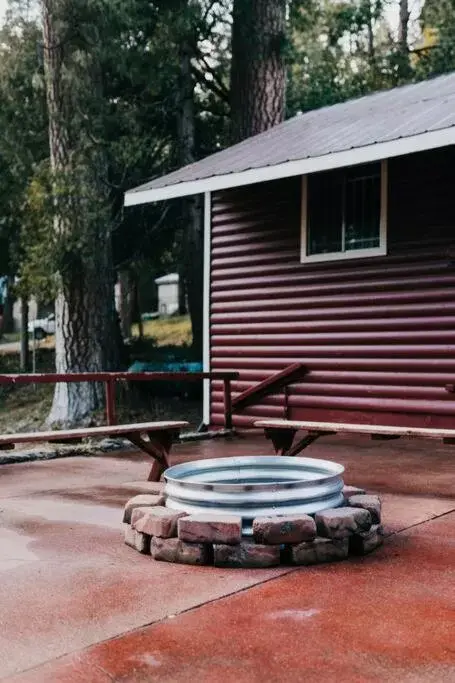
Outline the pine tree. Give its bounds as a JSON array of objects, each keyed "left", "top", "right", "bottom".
[
  {"left": 230, "top": 0, "right": 287, "bottom": 142},
  {"left": 42, "top": 0, "right": 119, "bottom": 425}
]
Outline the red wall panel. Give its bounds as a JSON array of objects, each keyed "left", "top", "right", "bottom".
[{"left": 209, "top": 146, "right": 455, "bottom": 428}]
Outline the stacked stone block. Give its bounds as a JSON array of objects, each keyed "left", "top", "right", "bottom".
[{"left": 122, "top": 485, "right": 383, "bottom": 568}]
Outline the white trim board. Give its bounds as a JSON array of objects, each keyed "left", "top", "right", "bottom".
[
  {"left": 124, "top": 126, "right": 455, "bottom": 206},
  {"left": 202, "top": 191, "right": 211, "bottom": 426}
]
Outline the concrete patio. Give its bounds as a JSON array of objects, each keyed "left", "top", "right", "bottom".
[{"left": 0, "top": 432, "right": 454, "bottom": 682}]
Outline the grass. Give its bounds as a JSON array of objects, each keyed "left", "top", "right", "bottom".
[
  {"left": 0, "top": 332, "right": 21, "bottom": 344},
  {"left": 132, "top": 315, "right": 192, "bottom": 347},
  {"left": 0, "top": 349, "right": 55, "bottom": 433},
  {"left": 0, "top": 384, "right": 54, "bottom": 433}
]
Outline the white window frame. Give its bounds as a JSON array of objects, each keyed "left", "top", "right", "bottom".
[{"left": 300, "top": 159, "right": 388, "bottom": 263}]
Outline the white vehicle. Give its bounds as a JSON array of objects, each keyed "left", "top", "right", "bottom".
[{"left": 28, "top": 313, "right": 55, "bottom": 340}]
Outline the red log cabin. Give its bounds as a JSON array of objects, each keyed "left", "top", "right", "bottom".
[{"left": 125, "top": 73, "right": 455, "bottom": 431}]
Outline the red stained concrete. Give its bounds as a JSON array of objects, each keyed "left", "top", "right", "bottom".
[{"left": 1, "top": 432, "right": 455, "bottom": 681}]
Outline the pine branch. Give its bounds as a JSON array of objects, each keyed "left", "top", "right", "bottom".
[
  {"left": 193, "top": 52, "right": 229, "bottom": 101},
  {"left": 192, "top": 64, "right": 229, "bottom": 104}
]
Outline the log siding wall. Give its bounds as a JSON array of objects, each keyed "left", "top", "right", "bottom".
[{"left": 209, "top": 146, "right": 455, "bottom": 429}]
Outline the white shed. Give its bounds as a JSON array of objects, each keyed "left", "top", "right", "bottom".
[{"left": 154, "top": 273, "right": 179, "bottom": 316}]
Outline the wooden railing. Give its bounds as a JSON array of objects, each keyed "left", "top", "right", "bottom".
[
  {"left": 0, "top": 365, "right": 307, "bottom": 431},
  {"left": 0, "top": 371, "right": 239, "bottom": 430},
  {"left": 232, "top": 363, "right": 308, "bottom": 418}
]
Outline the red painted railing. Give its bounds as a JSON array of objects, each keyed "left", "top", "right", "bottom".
[
  {"left": 0, "top": 371, "right": 239, "bottom": 429},
  {"left": 231, "top": 363, "right": 307, "bottom": 418}
]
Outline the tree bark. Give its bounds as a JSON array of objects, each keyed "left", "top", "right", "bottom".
[
  {"left": 177, "top": 1, "right": 203, "bottom": 355},
  {"left": 20, "top": 296, "right": 30, "bottom": 372},
  {"left": 118, "top": 269, "right": 134, "bottom": 340},
  {"left": 366, "top": 1, "right": 375, "bottom": 64},
  {"left": 134, "top": 278, "right": 144, "bottom": 339},
  {"left": 0, "top": 276, "right": 15, "bottom": 335},
  {"left": 398, "top": 0, "right": 410, "bottom": 53},
  {"left": 178, "top": 266, "right": 187, "bottom": 315},
  {"left": 230, "top": 0, "right": 287, "bottom": 143},
  {"left": 42, "top": 0, "right": 119, "bottom": 425},
  {"left": 397, "top": 0, "right": 411, "bottom": 79}
]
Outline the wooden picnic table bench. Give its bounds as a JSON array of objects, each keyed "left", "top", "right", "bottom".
[
  {"left": 254, "top": 419, "right": 455, "bottom": 457},
  {"left": 0, "top": 421, "right": 188, "bottom": 481}
]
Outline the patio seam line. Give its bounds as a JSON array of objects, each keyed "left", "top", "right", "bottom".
[
  {"left": 4, "top": 506, "right": 455, "bottom": 681},
  {"left": 383, "top": 505, "right": 455, "bottom": 538}
]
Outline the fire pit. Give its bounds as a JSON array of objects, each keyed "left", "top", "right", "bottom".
[
  {"left": 164, "top": 456, "right": 345, "bottom": 535},
  {"left": 123, "top": 456, "right": 383, "bottom": 568}
]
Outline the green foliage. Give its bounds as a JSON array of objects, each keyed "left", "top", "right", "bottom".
[
  {"left": 414, "top": 0, "right": 455, "bottom": 78},
  {"left": 288, "top": 0, "right": 455, "bottom": 116},
  {"left": 0, "top": 10, "right": 48, "bottom": 281},
  {"left": 17, "top": 164, "right": 56, "bottom": 301},
  {"left": 0, "top": 0, "right": 233, "bottom": 304},
  {"left": 287, "top": 0, "right": 397, "bottom": 116},
  {"left": 0, "top": 0, "right": 232, "bottom": 312}
]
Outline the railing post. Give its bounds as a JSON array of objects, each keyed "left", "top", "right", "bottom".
[
  {"left": 284, "top": 386, "right": 290, "bottom": 420},
  {"left": 105, "top": 378, "right": 116, "bottom": 425},
  {"left": 223, "top": 378, "right": 233, "bottom": 431}
]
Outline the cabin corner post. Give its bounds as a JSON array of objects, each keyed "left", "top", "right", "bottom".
[{"left": 203, "top": 190, "right": 212, "bottom": 426}]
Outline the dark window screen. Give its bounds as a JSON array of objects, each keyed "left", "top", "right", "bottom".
[{"left": 306, "top": 163, "right": 381, "bottom": 256}]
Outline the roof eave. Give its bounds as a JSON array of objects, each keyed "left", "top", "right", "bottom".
[{"left": 124, "top": 126, "right": 455, "bottom": 207}]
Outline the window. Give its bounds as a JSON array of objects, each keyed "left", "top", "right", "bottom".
[{"left": 301, "top": 160, "right": 387, "bottom": 263}]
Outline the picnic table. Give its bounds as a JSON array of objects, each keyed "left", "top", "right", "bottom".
[
  {"left": 0, "top": 421, "right": 188, "bottom": 481},
  {"left": 255, "top": 418, "right": 455, "bottom": 457}
]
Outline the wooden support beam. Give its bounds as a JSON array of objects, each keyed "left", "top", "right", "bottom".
[{"left": 233, "top": 363, "right": 307, "bottom": 414}]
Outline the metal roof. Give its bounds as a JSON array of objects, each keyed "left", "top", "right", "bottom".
[{"left": 125, "top": 72, "right": 455, "bottom": 206}]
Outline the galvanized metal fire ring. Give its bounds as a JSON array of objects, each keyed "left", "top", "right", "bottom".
[{"left": 164, "top": 455, "right": 345, "bottom": 535}]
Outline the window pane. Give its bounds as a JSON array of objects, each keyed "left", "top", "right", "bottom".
[
  {"left": 307, "top": 169, "right": 343, "bottom": 255},
  {"left": 345, "top": 163, "right": 381, "bottom": 251}
]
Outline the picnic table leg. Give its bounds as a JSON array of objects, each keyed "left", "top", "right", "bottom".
[
  {"left": 284, "top": 431, "right": 332, "bottom": 457},
  {"left": 264, "top": 427, "right": 298, "bottom": 455},
  {"left": 147, "top": 458, "right": 166, "bottom": 483},
  {"left": 126, "top": 429, "right": 178, "bottom": 481},
  {"left": 264, "top": 428, "right": 333, "bottom": 457}
]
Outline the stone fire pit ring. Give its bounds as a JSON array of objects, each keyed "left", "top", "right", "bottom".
[
  {"left": 123, "top": 456, "right": 384, "bottom": 568},
  {"left": 164, "top": 456, "right": 345, "bottom": 535}
]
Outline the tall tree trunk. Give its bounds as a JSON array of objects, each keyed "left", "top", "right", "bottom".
[
  {"left": 0, "top": 276, "right": 15, "bottom": 335},
  {"left": 118, "top": 269, "right": 134, "bottom": 340},
  {"left": 397, "top": 0, "right": 411, "bottom": 79},
  {"left": 366, "top": 1, "right": 375, "bottom": 64},
  {"left": 230, "top": 0, "right": 287, "bottom": 143},
  {"left": 42, "top": 0, "right": 118, "bottom": 425},
  {"left": 178, "top": 266, "right": 187, "bottom": 315},
  {"left": 134, "top": 277, "right": 144, "bottom": 339},
  {"left": 20, "top": 296, "right": 30, "bottom": 372},
  {"left": 398, "top": 0, "right": 410, "bottom": 53},
  {"left": 177, "top": 1, "right": 203, "bottom": 355}
]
